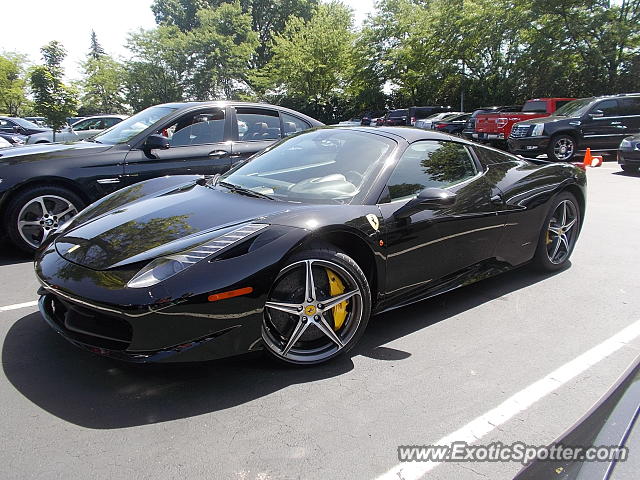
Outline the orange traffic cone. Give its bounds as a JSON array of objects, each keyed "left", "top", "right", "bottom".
[{"left": 582, "top": 148, "right": 603, "bottom": 168}]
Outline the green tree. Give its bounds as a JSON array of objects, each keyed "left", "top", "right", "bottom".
[
  {"left": 29, "top": 41, "right": 78, "bottom": 140},
  {"left": 151, "top": 0, "right": 317, "bottom": 70},
  {"left": 187, "top": 2, "right": 258, "bottom": 98},
  {"left": 124, "top": 26, "right": 190, "bottom": 110},
  {"left": 81, "top": 56, "right": 127, "bottom": 114},
  {"left": 263, "top": 1, "right": 355, "bottom": 122},
  {"left": 89, "top": 30, "right": 106, "bottom": 60},
  {"left": 0, "top": 52, "right": 28, "bottom": 116}
]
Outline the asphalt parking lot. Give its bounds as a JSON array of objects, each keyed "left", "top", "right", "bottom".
[{"left": 1, "top": 163, "right": 639, "bottom": 480}]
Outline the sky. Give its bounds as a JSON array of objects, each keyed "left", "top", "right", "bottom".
[{"left": 1, "top": 0, "right": 377, "bottom": 81}]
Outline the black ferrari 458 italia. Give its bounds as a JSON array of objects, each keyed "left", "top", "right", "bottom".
[{"left": 35, "top": 126, "right": 587, "bottom": 365}]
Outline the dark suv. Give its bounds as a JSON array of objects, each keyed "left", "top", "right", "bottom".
[{"left": 508, "top": 94, "right": 640, "bottom": 162}]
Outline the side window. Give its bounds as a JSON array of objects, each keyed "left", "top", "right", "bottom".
[
  {"left": 237, "top": 108, "right": 281, "bottom": 140},
  {"left": 473, "top": 145, "right": 516, "bottom": 165},
  {"left": 162, "top": 108, "right": 225, "bottom": 147},
  {"left": 594, "top": 100, "right": 622, "bottom": 117},
  {"left": 72, "top": 119, "right": 91, "bottom": 131},
  {"left": 282, "top": 113, "right": 311, "bottom": 136},
  {"left": 620, "top": 98, "right": 640, "bottom": 116},
  {"left": 555, "top": 100, "right": 571, "bottom": 110},
  {"left": 386, "top": 141, "right": 477, "bottom": 201},
  {"left": 103, "top": 118, "right": 122, "bottom": 128}
]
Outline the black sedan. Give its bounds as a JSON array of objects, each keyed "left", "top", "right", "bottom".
[
  {"left": 0, "top": 116, "right": 51, "bottom": 136},
  {"left": 618, "top": 134, "right": 640, "bottom": 173},
  {"left": 0, "top": 101, "right": 322, "bottom": 252},
  {"left": 35, "top": 127, "right": 587, "bottom": 366},
  {"left": 432, "top": 113, "right": 471, "bottom": 134}
]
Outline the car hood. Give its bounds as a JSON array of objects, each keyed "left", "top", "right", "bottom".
[
  {"left": 515, "top": 114, "right": 576, "bottom": 127},
  {"left": 0, "top": 141, "right": 113, "bottom": 165},
  {"left": 55, "top": 181, "right": 301, "bottom": 270}
]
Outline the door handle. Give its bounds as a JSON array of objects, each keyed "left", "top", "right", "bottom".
[
  {"left": 209, "top": 150, "right": 228, "bottom": 157},
  {"left": 610, "top": 121, "right": 621, "bottom": 125},
  {"left": 490, "top": 194, "right": 504, "bottom": 205}
]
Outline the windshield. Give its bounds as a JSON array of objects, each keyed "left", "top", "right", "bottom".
[
  {"left": 389, "top": 109, "right": 408, "bottom": 117},
  {"left": 522, "top": 101, "right": 548, "bottom": 113},
  {"left": 93, "top": 106, "right": 176, "bottom": 144},
  {"left": 552, "top": 98, "right": 592, "bottom": 117},
  {"left": 12, "top": 118, "right": 42, "bottom": 129},
  {"left": 220, "top": 128, "right": 395, "bottom": 204}
]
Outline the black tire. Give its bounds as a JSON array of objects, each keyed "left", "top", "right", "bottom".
[
  {"left": 547, "top": 134, "right": 576, "bottom": 162},
  {"left": 621, "top": 164, "right": 639, "bottom": 174},
  {"left": 5, "top": 185, "right": 84, "bottom": 253},
  {"left": 532, "top": 191, "right": 581, "bottom": 272},
  {"left": 261, "top": 245, "right": 371, "bottom": 365}
]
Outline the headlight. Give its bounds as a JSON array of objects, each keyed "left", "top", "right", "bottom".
[
  {"left": 127, "top": 223, "right": 268, "bottom": 288},
  {"left": 531, "top": 123, "right": 545, "bottom": 136},
  {"left": 620, "top": 138, "right": 632, "bottom": 149}
]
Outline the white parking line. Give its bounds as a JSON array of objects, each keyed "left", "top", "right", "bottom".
[
  {"left": 374, "top": 318, "right": 640, "bottom": 480},
  {"left": 0, "top": 300, "right": 38, "bottom": 312}
]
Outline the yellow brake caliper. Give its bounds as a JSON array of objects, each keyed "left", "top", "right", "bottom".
[{"left": 325, "top": 268, "right": 348, "bottom": 331}]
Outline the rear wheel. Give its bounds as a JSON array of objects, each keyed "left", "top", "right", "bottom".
[
  {"left": 548, "top": 134, "right": 576, "bottom": 162},
  {"left": 5, "top": 186, "right": 83, "bottom": 253},
  {"left": 261, "top": 247, "right": 371, "bottom": 365},
  {"left": 532, "top": 192, "right": 581, "bottom": 271}
]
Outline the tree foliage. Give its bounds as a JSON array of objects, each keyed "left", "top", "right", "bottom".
[
  {"left": 29, "top": 41, "right": 78, "bottom": 137},
  {"left": 0, "top": 52, "right": 28, "bottom": 116}
]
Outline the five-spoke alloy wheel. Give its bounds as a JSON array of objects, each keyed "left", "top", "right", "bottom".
[
  {"left": 533, "top": 192, "right": 581, "bottom": 271},
  {"left": 262, "top": 248, "right": 371, "bottom": 365}
]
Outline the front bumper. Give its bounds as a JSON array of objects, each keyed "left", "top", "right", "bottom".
[
  {"left": 34, "top": 227, "right": 307, "bottom": 362},
  {"left": 474, "top": 132, "right": 506, "bottom": 141},
  {"left": 507, "top": 136, "right": 550, "bottom": 156},
  {"left": 618, "top": 148, "right": 640, "bottom": 166}
]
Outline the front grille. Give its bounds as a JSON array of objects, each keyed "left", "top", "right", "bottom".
[
  {"left": 44, "top": 294, "right": 132, "bottom": 350},
  {"left": 510, "top": 125, "right": 532, "bottom": 138}
]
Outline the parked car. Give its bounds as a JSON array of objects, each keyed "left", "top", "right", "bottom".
[
  {"left": 337, "top": 117, "right": 362, "bottom": 127},
  {"left": 414, "top": 112, "right": 464, "bottom": 130},
  {"left": 26, "top": 115, "right": 128, "bottom": 144},
  {"left": 34, "top": 126, "right": 586, "bottom": 365},
  {"left": 618, "top": 134, "right": 640, "bottom": 173},
  {"left": 361, "top": 111, "right": 386, "bottom": 126},
  {"left": 0, "top": 132, "right": 27, "bottom": 146},
  {"left": 0, "top": 101, "right": 323, "bottom": 252},
  {"left": 508, "top": 94, "right": 640, "bottom": 162},
  {"left": 461, "top": 106, "right": 522, "bottom": 140},
  {"left": 381, "top": 109, "right": 409, "bottom": 126},
  {"left": 66, "top": 116, "right": 86, "bottom": 126},
  {"left": 432, "top": 113, "right": 472, "bottom": 135},
  {"left": 474, "top": 98, "right": 575, "bottom": 147},
  {"left": 0, "top": 116, "right": 51, "bottom": 136},
  {"left": 408, "top": 106, "right": 452, "bottom": 126}
]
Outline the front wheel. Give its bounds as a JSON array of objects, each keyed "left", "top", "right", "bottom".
[
  {"left": 548, "top": 134, "right": 576, "bottom": 162},
  {"left": 261, "top": 247, "right": 371, "bottom": 365},
  {"left": 5, "top": 186, "right": 83, "bottom": 253},
  {"left": 532, "top": 192, "right": 581, "bottom": 272}
]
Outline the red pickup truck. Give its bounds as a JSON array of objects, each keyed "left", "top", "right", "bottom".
[{"left": 473, "top": 98, "right": 575, "bottom": 146}]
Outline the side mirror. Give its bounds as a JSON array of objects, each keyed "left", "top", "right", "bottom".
[
  {"left": 144, "top": 134, "right": 170, "bottom": 151},
  {"left": 589, "top": 110, "right": 604, "bottom": 119},
  {"left": 393, "top": 187, "right": 456, "bottom": 219}
]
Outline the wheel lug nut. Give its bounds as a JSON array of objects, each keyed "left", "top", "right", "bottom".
[
  {"left": 302, "top": 317, "right": 307, "bottom": 322},
  {"left": 314, "top": 315, "right": 319, "bottom": 321},
  {"left": 297, "top": 306, "right": 303, "bottom": 311},
  {"left": 308, "top": 298, "right": 313, "bottom": 303},
  {"left": 317, "top": 303, "right": 323, "bottom": 309}
]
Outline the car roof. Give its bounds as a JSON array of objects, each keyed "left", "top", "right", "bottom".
[{"left": 154, "top": 101, "right": 323, "bottom": 124}]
